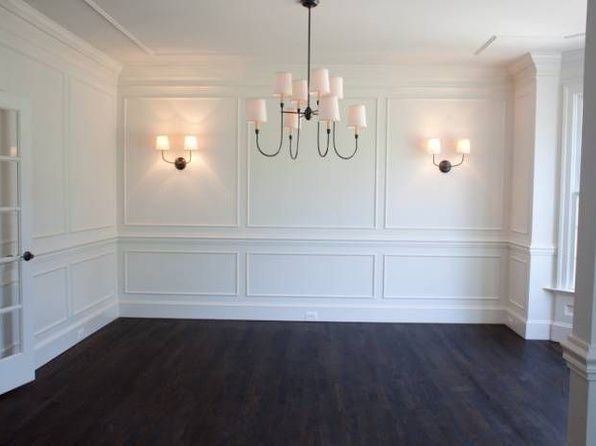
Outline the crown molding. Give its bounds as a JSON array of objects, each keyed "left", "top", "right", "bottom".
[
  {"left": 0, "top": 0, "right": 121, "bottom": 75},
  {"left": 82, "top": 0, "right": 154, "bottom": 56},
  {"left": 508, "top": 51, "right": 562, "bottom": 80}
]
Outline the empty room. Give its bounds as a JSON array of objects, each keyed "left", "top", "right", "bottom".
[{"left": 1, "top": 0, "right": 596, "bottom": 444}]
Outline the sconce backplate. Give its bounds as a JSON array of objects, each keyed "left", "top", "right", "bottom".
[
  {"left": 438, "top": 160, "right": 452, "bottom": 173},
  {"left": 175, "top": 157, "right": 187, "bottom": 170}
]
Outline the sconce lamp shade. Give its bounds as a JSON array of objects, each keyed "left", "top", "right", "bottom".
[
  {"left": 329, "top": 76, "right": 344, "bottom": 99},
  {"left": 155, "top": 135, "right": 170, "bottom": 151},
  {"left": 456, "top": 138, "right": 471, "bottom": 154},
  {"left": 292, "top": 80, "right": 309, "bottom": 107},
  {"left": 310, "top": 68, "right": 330, "bottom": 96},
  {"left": 246, "top": 99, "right": 268, "bottom": 125},
  {"left": 347, "top": 105, "right": 367, "bottom": 130},
  {"left": 318, "top": 96, "right": 340, "bottom": 122},
  {"left": 273, "top": 72, "right": 293, "bottom": 98},
  {"left": 184, "top": 135, "right": 198, "bottom": 151},
  {"left": 427, "top": 138, "right": 442, "bottom": 155}
]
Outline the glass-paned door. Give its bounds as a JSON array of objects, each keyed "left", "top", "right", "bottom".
[{"left": 0, "top": 96, "right": 34, "bottom": 395}]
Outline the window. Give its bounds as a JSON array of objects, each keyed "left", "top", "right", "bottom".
[{"left": 557, "top": 85, "right": 583, "bottom": 290}]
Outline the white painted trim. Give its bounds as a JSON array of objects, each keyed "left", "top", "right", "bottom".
[
  {"left": 551, "top": 321, "right": 572, "bottom": 343},
  {"left": 120, "top": 300, "right": 504, "bottom": 324}
]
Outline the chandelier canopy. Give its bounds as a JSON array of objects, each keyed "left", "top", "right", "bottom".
[{"left": 246, "top": 0, "right": 367, "bottom": 160}]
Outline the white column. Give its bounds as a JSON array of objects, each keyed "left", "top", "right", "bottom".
[
  {"left": 564, "top": 0, "right": 596, "bottom": 443},
  {"left": 507, "top": 53, "right": 561, "bottom": 339}
]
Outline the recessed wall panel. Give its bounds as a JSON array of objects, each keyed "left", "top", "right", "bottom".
[
  {"left": 70, "top": 79, "right": 117, "bottom": 232},
  {"left": 125, "top": 251, "right": 238, "bottom": 296},
  {"left": 124, "top": 97, "right": 238, "bottom": 227},
  {"left": 384, "top": 255, "right": 501, "bottom": 299},
  {"left": 247, "top": 98, "right": 377, "bottom": 228},
  {"left": 386, "top": 98, "right": 505, "bottom": 230},
  {"left": 247, "top": 253, "right": 375, "bottom": 298},
  {"left": 33, "top": 267, "right": 68, "bottom": 334},
  {"left": 71, "top": 252, "right": 116, "bottom": 314}
]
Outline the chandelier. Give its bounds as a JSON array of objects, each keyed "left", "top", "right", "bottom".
[{"left": 246, "top": 0, "right": 367, "bottom": 160}]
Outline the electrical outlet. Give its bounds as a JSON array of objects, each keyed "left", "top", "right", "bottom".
[{"left": 305, "top": 311, "right": 318, "bottom": 321}]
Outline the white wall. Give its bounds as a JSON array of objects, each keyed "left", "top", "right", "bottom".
[
  {"left": 117, "top": 60, "right": 511, "bottom": 323},
  {"left": 1, "top": 0, "right": 581, "bottom": 355},
  {"left": 0, "top": 0, "right": 120, "bottom": 367}
]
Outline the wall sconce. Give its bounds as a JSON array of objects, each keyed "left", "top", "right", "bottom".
[
  {"left": 427, "top": 138, "right": 471, "bottom": 173},
  {"left": 156, "top": 135, "right": 198, "bottom": 170}
]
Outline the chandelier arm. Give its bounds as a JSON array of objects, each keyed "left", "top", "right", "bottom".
[
  {"left": 332, "top": 122, "right": 358, "bottom": 160},
  {"left": 254, "top": 103, "right": 285, "bottom": 157},
  {"left": 289, "top": 130, "right": 299, "bottom": 160},
  {"left": 316, "top": 121, "right": 330, "bottom": 157}
]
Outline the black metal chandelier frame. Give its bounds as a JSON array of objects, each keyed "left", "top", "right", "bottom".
[{"left": 254, "top": 0, "right": 359, "bottom": 160}]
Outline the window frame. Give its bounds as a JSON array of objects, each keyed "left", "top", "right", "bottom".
[{"left": 556, "top": 83, "right": 583, "bottom": 291}]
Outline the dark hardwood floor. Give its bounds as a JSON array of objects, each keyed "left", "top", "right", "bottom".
[{"left": 0, "top": 319, "right": 568, "bottom": 446}]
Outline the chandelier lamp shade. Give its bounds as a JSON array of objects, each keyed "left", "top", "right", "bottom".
[{"left": 246, "top": 0, "right": 366, "bottom": 160}]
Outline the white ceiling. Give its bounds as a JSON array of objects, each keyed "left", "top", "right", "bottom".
[{"left": 25, "top": 0, "right": 587, "bottom": 65}]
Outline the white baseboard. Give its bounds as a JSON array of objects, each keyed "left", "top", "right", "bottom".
[
  {"left": 34, "top": 300, "right": 119, "bottom": 369},
  {"left": 551, "top": 321, "right": 573, "bottom": 343},
  {"left": 505, "top": 309, "right": 557, "bottom": 340},
  {"left": 119, "top": 300, "right": 505, "bottom": 324}
]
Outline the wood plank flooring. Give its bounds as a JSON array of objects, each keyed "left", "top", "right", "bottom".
[{"left": 0, "top": 319, "right": 568, "bottom": 445}]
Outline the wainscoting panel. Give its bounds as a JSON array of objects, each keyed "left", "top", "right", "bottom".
[
  {"left": 70, "top": 251, "right": 117, "bottom": 315},
  {"left": 120, "top": 238, "right": 507, "bottom": 324},
  {"left": 246, "top": 253, "right": 375, "bottom": 298},
  {"left": 32, "top": 266, "right": 68, "bottom": 335},
  {"left": 508, "top": 255, "right": 529, "bottom": 312},
  {"left": 383, "top": 254, "right": 502, "bottom": 300},
  {"left": 125, "top": 250, "right": 238, "bottom": 296}
]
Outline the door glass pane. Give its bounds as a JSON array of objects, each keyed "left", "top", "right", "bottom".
[
  {"left": 0, "top": 211, "right": 18, "bottom": 257},
  {"left": 0, "top": 109, "right": 18, "bottom": 157},
  {"left": 0, "top": 261, "right": 19, "bottom": 309},
  {"left": 0, "top": 309, "right": 21, "bottom": 358},
  {"left": 0, "top": 161, "right": 18, "bottom": 207}
]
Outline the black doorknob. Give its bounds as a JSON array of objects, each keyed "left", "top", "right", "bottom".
[{"left": 22, "top": 251, "right": 35, "bottom": 262}]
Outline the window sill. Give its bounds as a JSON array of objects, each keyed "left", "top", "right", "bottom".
[{"left": 544, "top": 287, "right": 575, "bottom": 296}]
